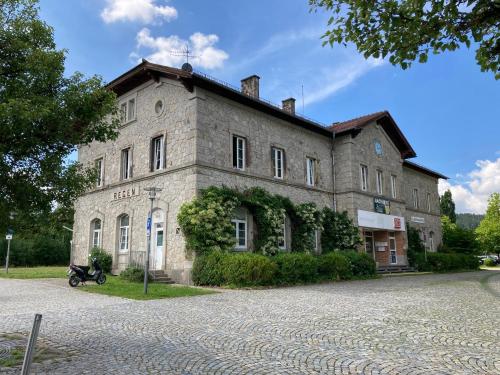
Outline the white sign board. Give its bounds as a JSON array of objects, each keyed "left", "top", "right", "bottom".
[
  {"left": 5, "top": 234, "right": 12, "bottom": 240},
  {"left": 357, "top": 210, "right": 406, "bottom": 231},
  {"left": 411, "top": 216, "right": 425, "bottom": 224}
]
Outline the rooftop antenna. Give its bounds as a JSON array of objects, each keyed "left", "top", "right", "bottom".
[{"left": 170, "top": 44, "right": 198, "bottom": 72}]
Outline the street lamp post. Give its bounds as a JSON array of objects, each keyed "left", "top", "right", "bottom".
[
  {"left": 5, "top": 211, "right": 16, "bottom": 274},
  {"left": 144, "top": 187, "right": 162, "bottom": 294}
]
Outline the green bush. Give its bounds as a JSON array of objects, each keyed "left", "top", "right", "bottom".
[
  {"left": 484, "top": 258, "right": 496, "bottom": 267},
  {"left": 343, "top": 251, "right": 376, "bottom": 277},
  {"left": 317, "top": 252, "right": 352, "bottom": 280},
  {"left": 120, "top": 267, "right": 151, "bottom": 282},
  {"left": 0, "top": 236, "right": 69, "bottom": 267},
  {"left": 221, "top": 253, "right": 277, "bottom": 286},
  {"left": 272, "top": 253, "right": 319, "bottom": 285},
  {"left": 415, "top": 253, "right": 479, "bottom": 272},
  {"left": 89, "top": 247, "right": 113, "bottom": 273},
  {"left": 192, "top": 251, "right": 229, "bottom": 286}
]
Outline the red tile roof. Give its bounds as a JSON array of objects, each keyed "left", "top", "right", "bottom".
[{"left": 329, "top": 111, "right": 388, "bottom": 133}]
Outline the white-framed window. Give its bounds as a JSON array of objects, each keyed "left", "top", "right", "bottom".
[
  {"left": 306, "top": 157, "right": 316, "bottom": 186},
  {"left": 95, "top": 158, "right": 104, "bottom": 187},
  {"left": 232, "top": 135, "right": 246, "bottom": 170},
  {"left": 429, "top": 231, "right": 435, "bottom": 251},
  {"left": 376, "top": 170, "right": 383, "bottom": 195},
  {"left": 119, "top": 215, "right": 129, "bottom": 252},
  {"left": 311, "top": 229, "right": 320, "bottom": 253},
  {"left": 364, "top": 231, "right": 374, "bottom": 254},
  {"left": 232, "top": 219, "right": 247, "bottom": 250},
  {"left": 278, "top": 215, "right": 286, "bottom": 250},
  {"left": 152, "top": 135, "right": 165, "bottom": 171},
  {"left": 119, "top": 97, "right": 136, "bottom": 124},
  {"left": 390, "top": 175, "right": 397, "bottom": 199},
  {"left": 121, "top": 148, "right": 132, "bottom": 180},
  {"left": 427, "top": 192, "right": 431, "bottom": 212},
  {"left": 272, "top": 147, "right": 284, "bottom": 179},
  {"left": 360, "top": 164, "right": 368, "bottom": 191},
  {"left": 91, "top": 219, "right": 101, "bottom": 248},
  {"left": 413, "top": 188, "right": 419, "bottom": 209}
]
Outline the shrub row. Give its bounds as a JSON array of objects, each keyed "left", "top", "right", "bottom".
[
  {"left": 89, "top": 247, "right": 113, "bottom": 273},
  {"left": 192, "top": 251, "right": 376, "bottom": 287},
  {"left": 120, "top": 267, "right": 152, "bottom": 282},
  {"left": 0, "top": 237, "right": 69, "bottom": 267},
  {"left": 414, "top": 252, "right": 479, "bottom": 272}
]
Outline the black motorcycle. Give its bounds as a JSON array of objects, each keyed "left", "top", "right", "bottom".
[{"left": 68, "top": 257, "right": 106, "bottom": 287}]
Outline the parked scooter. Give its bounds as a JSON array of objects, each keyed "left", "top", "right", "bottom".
[{"left": 68, "top": 257, "right": 106, "bottom": 287}]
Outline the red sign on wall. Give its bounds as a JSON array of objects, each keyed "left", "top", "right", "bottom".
[{"left": 394, "top": 218, "right": 401, "bottom": 229}]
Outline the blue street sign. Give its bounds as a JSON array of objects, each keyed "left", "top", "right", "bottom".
[
  {"left": 6, "top": 228, "right": 14, "bottom": 235},
  {"left": 146, "top": 217, "right": 152, "bottom": 235}
]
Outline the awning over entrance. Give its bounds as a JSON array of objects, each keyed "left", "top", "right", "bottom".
[{"left": 357, "top": 210, "right": 406, "bottom": 231}]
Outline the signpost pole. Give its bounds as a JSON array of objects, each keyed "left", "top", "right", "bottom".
[
  {"left": 5, "top": 238, "right": 11, "bottom": 274},
  {"left": 144, "top": 187, "right": 162, "bottom": 295}
]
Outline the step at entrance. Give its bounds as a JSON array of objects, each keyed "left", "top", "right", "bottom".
[
  {"left": 149, "top": 270, "right": 175, "bottom": 284},
  {"left": 377, "top": 265, "right": 416, "bottom": 274}
]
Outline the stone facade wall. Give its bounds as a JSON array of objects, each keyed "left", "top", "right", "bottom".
[
  {"left": 73, "top": 78, "right": 198, "bottom": 284},
  {"left": 402, "top": 166, "right": 443, "bottom": 250}
]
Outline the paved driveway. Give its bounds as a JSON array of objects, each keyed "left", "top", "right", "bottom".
[{"left": 1, "top": 271, "right": 499, "bottom": 375}]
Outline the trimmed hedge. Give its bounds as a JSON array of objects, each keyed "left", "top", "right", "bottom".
[
  {"left": 193, "top": 251, "right": 377, "bottom": 287},
  {"left": 343, "top": 251, "right": 377, "bottom": 277},
  {"left": 0, "top": 237, "right": 69, "bottom": 267},
  {"left": 222, "top": 253, "right": 278, "bottom": 286},
  {"left": 272, "top": 253, "right": 319, "bottom": 285},
  {"left": 415, "top": 253, "right": 479, "bottom": 272},
  {"left": 317, "top": 252, "right": 353, "bottom": 281},
  {"left": 484, "top": 258, "right": 496, "bottom": 267}
]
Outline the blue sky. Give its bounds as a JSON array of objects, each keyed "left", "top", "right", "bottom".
[{"left": 39, "top": 0, "right": 500, "bottom": 213}]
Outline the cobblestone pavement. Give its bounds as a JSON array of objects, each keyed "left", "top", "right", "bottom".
[{"left": 1, "top": 271, "right": 499, "bottom": 375}]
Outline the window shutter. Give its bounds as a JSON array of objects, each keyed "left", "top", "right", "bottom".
[
  {"left": 271, "top": 147, "right": 275, "bottom": 175},
  {"left": 245, "top": 138, "right": 250, "bottom": 167},
  {"left": 129, "top": 148, "right": 133, "bottom": 178},
  {"left": 282, "top": 150, "right": 286, "bottom": 178},
  {"left": 149, "top": 139, "right": 154, "bottom": 172},
  {"left": 314, "top": 159, "right": 320, "bottom": 186},
  {"left": 232, "top": 136, "right": 237, "bottom": 168},
  {"left": 163, "top": 135, "right": 167, "bottom": 169}
]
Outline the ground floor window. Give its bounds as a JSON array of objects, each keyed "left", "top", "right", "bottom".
[
  {"left": 232, "top": 219, "right": 247, "bottom": 250},
  {"left": 389, "top": 231, "right": 397, "bottom": 264},
  {"left": 429, "top": 231, "right": 434, "bottom": 251},
  {"left": 91, "top": 219, "right": 102, "bottom": 248},
  {"left": 278, "top": 215, "right": 286, "bottom": 250},
  {"left": 119, "top": 215, "right": 130, "bottom": 252}
]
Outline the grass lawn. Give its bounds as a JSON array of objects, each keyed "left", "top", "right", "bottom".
[
  {"left": 79, "top": 276, "right": 216, "bottom": 300},
  {"left": 0, "top": 266, "right": 67, "bottom": 279}
]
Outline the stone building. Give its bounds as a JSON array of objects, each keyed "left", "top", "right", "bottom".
[{"left": 72, "top": 61, "right": 447, "bottom": 283}]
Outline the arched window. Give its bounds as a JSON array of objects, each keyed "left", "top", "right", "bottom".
[
  {"left": 91, "top": 219, "right": 102, "bottom": 248},
  {"left": 429, "top": 231, "right": 435, "bottom": 251},
  {"left": 119, "top": 215, "right": 130, "bottom": 252}
]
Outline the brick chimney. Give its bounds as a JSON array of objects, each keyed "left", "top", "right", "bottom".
[
  {"left": 241, "top": 75, "right": 260, "bottom": 98},
  {"left": 282, "top": 97, "right": 296, "bottom": 115}
]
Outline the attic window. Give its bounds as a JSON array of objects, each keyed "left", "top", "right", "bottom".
[{"left": 120, "top": 96, "right": 136, "bottom": 124}]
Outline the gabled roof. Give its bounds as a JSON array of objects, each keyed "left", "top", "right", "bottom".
[
  {"left": 107, "top": 60, "right": 332, "bottom": 138},
  {"left": 329, "top": 111, "right": 417, "bottom": 159},
  {"left": 403, "top": 160, "right": 448, "bottom": 179}
]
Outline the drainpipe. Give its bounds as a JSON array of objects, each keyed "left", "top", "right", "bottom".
[{"left": 331, "top": 130, "right": 336, "bottom": 212}]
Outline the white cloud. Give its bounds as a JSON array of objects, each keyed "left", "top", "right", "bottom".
[
  {"left": 438, "top": 158, "right": 500, "bottom": 214},
  {"left": 303, "top": 57, "right": 384, "bottom": 106},
  {"left": 133, "top": 28, "right": 229, "bottom": 70},
  {"left": 101, "top": 0, "right": 177, "bottom": 24}
]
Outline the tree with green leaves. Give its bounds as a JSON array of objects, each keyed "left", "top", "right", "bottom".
[
  {"left": 0, "top": 0, "right": 119, "bottom": 232},
  {"left": 440, "top": 189, "right": 457, "bottom": 223},
  {"left": 309, "top": 0, "right": 500, "bottom": 79},
  {"left": 441, "top": 215, "right": 478, "bottom": 254},
  {"left": 320, "top": 208, "right": 362, "bottom": 252},
  {"left": 476, "top": 192, "right": 500, "bottom": 257}
]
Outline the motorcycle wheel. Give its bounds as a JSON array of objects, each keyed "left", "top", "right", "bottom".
[
  {"left": 69, "top": 275, "right": 80, "bottom": 287},
  {"left": 96, "top": 274, "right": 107, "bottom": 285}
]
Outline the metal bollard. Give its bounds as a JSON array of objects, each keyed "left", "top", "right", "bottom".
[{"left": 21, "top": 314, "right": 42, "bottom": 375}]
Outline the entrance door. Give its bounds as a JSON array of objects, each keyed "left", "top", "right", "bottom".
[
  {"left": 389, "top": 231, "right": 397, "bottom": 264},
  {"left": 364, "top": 231, "right": 375, "bottom": 260},
  {"left": 151, "top": 209, "right": 164, "bottom": 270}
]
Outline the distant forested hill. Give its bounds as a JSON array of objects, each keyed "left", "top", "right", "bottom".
[{"left": 456, "top": 213, "right": 484, "bottom": 230}]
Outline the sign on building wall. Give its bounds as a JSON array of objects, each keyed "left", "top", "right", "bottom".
[
  {"left": 374, "top": 198, "right": 391, "bottom": 214},
  {"left": 411, "top": 216, "right": 425, "bottom": 224},
  {"left": 112, "top": 186, "right": 140, "bottom": 201},
  {"left": 358, "top": 210, "right": 406, "bottom": 231}
]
